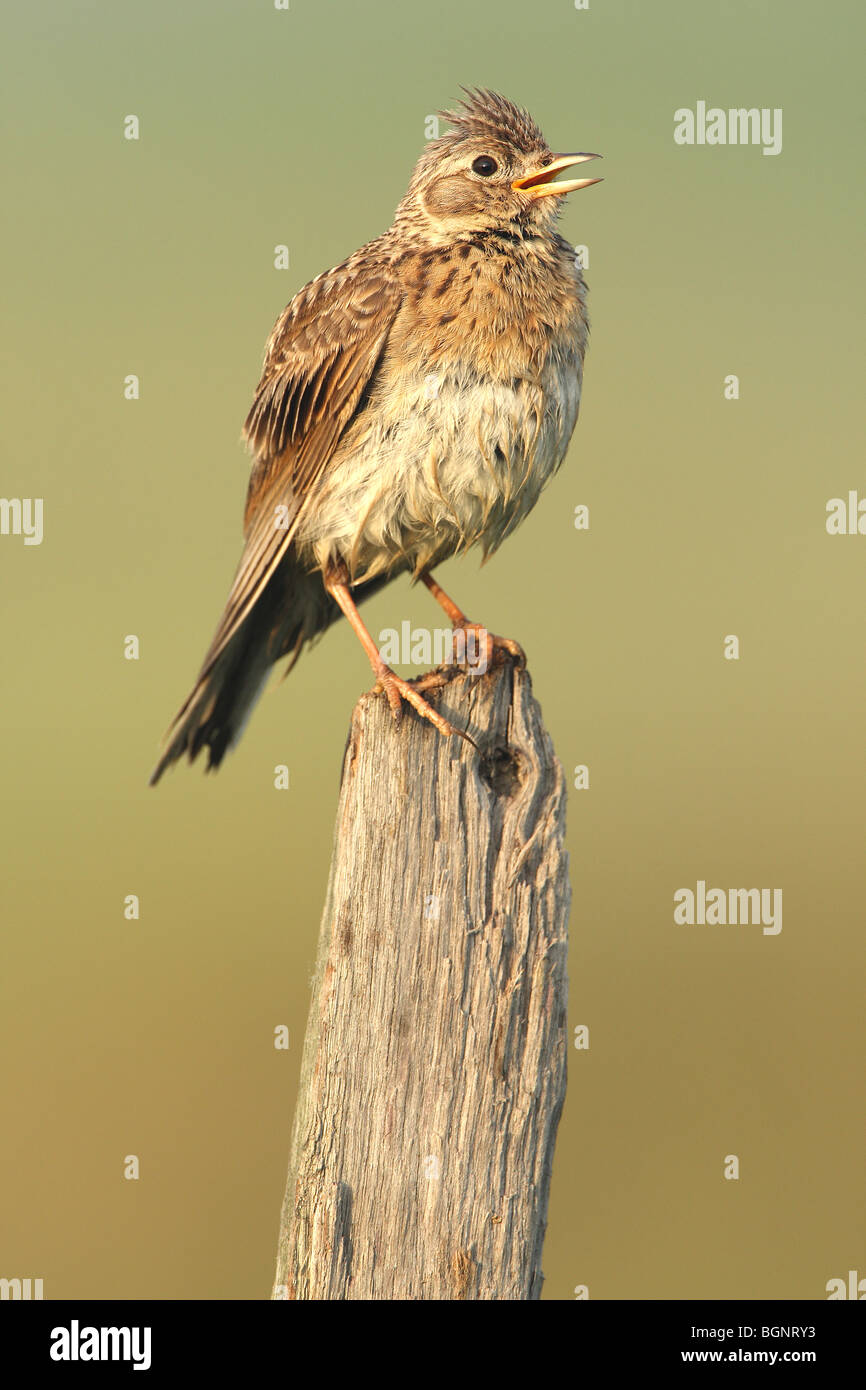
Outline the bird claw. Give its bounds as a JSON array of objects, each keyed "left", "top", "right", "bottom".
[
  {"left": 373, "top": 662, "right": 475, "bottom": 746},
  {"left": 490, "top": 633, "right": 527, "bottom": 667},
  {"left": 452, "top": 621, "right": 526, "bottom": 672},
  {"left": 406, "top": 666, "right": 455, "bottom": 692}
]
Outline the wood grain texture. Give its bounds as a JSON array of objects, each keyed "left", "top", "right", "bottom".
[{"left": 273, "top": 659, "right": 570, "bottom": 1301}]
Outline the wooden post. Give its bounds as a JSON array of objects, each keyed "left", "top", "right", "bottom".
[{"left": 273, "top": 660, "right": 570, "bottom": 1301}]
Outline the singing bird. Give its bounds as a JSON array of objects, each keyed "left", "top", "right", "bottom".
[{"left": 149, "top": 89, "right": 600, "bottom": 784}]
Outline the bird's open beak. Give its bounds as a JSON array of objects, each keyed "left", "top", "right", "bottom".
[{"left": 512, "top": 152, "right": 602, "bottom": 199}]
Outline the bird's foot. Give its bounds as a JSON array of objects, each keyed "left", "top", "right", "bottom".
[
  {"left": 418, "top": 573, "right": 525, "bottom": 671},
  {"left": 373, "top": 660, "right": 475, "bottom": 746},
  {"left": 451, "top": 621, "right": 526, "bottom": 673},
  {"left": 405, "top": 667, "right": 455, "bottom": 693}
]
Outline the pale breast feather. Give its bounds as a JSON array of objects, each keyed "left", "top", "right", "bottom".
[{"left": 298, "top": 346, "right": 582, "bottom": 581}]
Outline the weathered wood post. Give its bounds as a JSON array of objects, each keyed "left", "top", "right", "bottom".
[{"left": 273, "top": 659, "right": 570, "bottom": 1300}]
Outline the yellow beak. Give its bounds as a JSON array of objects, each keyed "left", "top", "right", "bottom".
[{"left": 512, "top": 152, "right": 602, "bottom": 199}]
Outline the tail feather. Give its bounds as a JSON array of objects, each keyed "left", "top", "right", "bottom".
[
  {"left": 149, "top": 563, "right": 391, "bottom": 785},
  {"left": 148, "top": 601, "right": 277, "bottom": 785}
]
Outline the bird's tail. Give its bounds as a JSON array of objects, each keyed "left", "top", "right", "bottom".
[
  {"left": 148, "top": 595, "right": 280, "bottom": 786},
  {"left": 149, "top": 564, "right": 389, "bottom": 786},
  {"left": 149, "top": 550, "right": 333, "bottom": 785}
]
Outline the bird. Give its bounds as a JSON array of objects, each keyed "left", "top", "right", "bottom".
[{"left": 149, "top": 88, "right": 600, "bottom": 784}]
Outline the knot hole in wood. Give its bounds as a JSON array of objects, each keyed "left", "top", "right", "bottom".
[{"left": 479, "top": 741, "right": 523, "bottom": 798}]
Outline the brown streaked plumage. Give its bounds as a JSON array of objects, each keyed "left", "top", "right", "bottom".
[{"left": 149, "top": 88, "right": 600, "bottom": 783}]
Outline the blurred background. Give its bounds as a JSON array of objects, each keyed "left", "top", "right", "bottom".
[{"left": 1, "top": 0, "right": 863, "bottom": 1299}]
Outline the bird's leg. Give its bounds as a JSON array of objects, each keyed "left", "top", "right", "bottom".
[
  {"left": 419, "top": 570, "right": 526, "bottom": 670},
  {"left": 325, "top": 567, "right": 474, "bottom": 745}
]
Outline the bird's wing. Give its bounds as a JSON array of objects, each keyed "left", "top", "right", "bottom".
[{"left": 197, "top": 255, "right": 402, "bottom": 679}]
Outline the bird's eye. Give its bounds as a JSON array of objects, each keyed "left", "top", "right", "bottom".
[{"left": 471, "top": 155, "right": 498, "bottom": 177}]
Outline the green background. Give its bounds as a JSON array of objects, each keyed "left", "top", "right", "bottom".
[{"left": 2, "top": 0, "right": 863, "bottom": 1299}]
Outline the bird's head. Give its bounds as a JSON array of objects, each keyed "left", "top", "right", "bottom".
[{"left": 395, "top": 88, "right": 601, "bottom": 243}]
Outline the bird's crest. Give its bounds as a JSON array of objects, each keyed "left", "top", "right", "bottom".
[{"left": 437, "top": 88, "right": 547, "bottom": 156}]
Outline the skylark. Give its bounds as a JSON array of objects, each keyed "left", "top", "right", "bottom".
[{"left": 150, "top": 89, "right": 600, "bottom": 783}]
